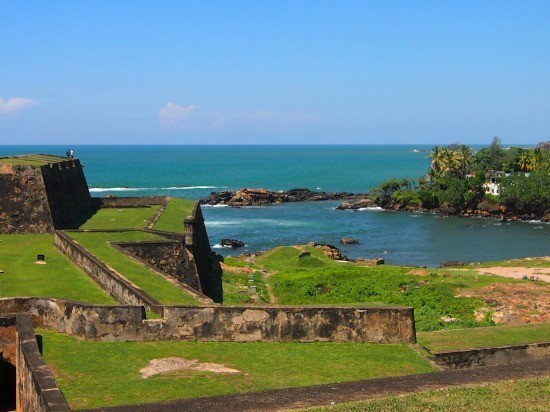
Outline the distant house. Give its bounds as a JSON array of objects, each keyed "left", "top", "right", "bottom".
[{"left": 483, "top": 171, "right": 530, "bottom": 196}]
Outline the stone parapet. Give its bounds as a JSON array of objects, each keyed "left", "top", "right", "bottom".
[{"left": 0, "top": 298, "right": 416, "bottom": 344}]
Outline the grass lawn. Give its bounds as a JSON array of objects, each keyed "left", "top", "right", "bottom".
[
  {"left": 0, "top": 154, "right": 66, "bottom": 166},
  {"left": 417, "top": 323, "right": 550, "bottom": 352},
  {"left": 304, "top": 377, "right": 550, "bottom": 412},
  {"left": 153, "top": 197, "right": 196, "bottom": 233},
  {"left": 39, "top": 329, "right": 435, "bottom": 410},
  {"left": 79, "top": 207, "right": 159, "bottom": 230},
  {"left": 0, "top": 234, "right": 115, "bottom": 304},
  {"left": 68, "top": 231, "right": 200, "bottom": 305}
]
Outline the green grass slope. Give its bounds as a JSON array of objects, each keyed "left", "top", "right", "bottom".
[{"left": 0, "top": 234, "right": 115, "bottom": 304}]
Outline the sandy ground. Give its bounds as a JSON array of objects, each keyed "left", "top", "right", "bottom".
[
  {"left": 140, "top": 357, "right": 240, "bottom": 378},
  {"left": 476, "top": 266, "right": 550, "bottom": 283}
]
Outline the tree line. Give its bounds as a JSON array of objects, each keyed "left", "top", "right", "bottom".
[{"left": 372, "top": 138, "right": 550, "bottom": 219}]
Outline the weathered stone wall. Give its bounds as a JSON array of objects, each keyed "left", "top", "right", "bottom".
[
  {"left": 433, "top": 342, "right": 550, "bottom": 369},
  {"left": 162, "top": 306, "right": 416, "bottom": 343},
  {"left": 54, "top": 230, "right": 164, "bottom": 314},
  {"left": 1, "top": 298, "right": 146, "bottom": 341},
  {"left": 15, "top": 313, "right": 70, "bottom": 411},
  {"left": 0, "top": 317, "right": 17, "bottom": 411},
  {"left": 0, "top": 316, "right": 17, "bottom": 365},
  {"left": 117, "top": 241, "right": 202, "bottom": 291},
  {"left": 184, "top": 204, "right": 223, "bottom": 303},
  {"left": 0, "top": 163, "right": 53, "bottom": 233},
  {"left": 0, "top": 298, "right": 416, "bottom": 344},
  {"left": 40, "top": 159, "right": 92, "bottom": 229},
  {"left": 0, "top": 159, "right": 91, "bottom": 234}
]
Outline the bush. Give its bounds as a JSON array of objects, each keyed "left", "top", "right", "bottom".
[
  {"left": 391, "top": 190, "right": 421, "bottom": 207},
  {"left": 499, "top": 171, "right": 550, "bottom": 216}
]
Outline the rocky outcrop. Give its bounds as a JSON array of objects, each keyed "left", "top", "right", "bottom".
[
  {"left": 221, "top": 239, "right": 245, "bottom": 248},
  {"left": 201, "top": 188, "right": 367, "bottom": 207},
  {"left": 336, "top": 198, "right": 376, "bottom": 210},
  {"left": 308, "top": 242, "right": 348, "bottom": 261},
  {"left": 340, "top": 237, "right": 359, "bottom": 245}
]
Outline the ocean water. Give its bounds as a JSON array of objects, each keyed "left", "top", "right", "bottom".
[{"left": 2, "top": 145, "right": 549, "bottom": 266}]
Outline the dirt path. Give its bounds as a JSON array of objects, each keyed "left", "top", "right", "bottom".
[
  {"left": 84, "top": 358, "right": 550, "bottom": 412},
  {"left": 475, "top": 266, "right": 550, "bottom": 282}
]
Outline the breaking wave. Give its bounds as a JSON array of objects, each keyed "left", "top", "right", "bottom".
[{"left": 89, "top": 185, "right": 225, "bottom": 193}]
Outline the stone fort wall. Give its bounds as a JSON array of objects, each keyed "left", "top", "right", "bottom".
[{"left": 0, "top": 159, "right": 91, "bottom": 234}]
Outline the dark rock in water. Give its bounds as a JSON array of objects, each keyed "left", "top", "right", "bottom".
[
  {"left": 221, "top": 239, "right": 245, "bottom": 248},
  {"left": 201, "top": 188, "right": 368, "bottom": 206},
  {"left": 434, "top": 205, "right": 458, "bottom": 216},
  {"left": 336, "top": 198, "right": 376, "bottom": 210},
  {"left": 340, "top": 237, "right": 359, "bottom": 245}
]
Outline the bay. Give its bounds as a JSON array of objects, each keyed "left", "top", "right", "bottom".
[{"left": 2, "top": 145, "right": 548, "bottom": 266}]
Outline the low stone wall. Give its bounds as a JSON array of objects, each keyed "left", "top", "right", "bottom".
[
  {"left": 0, "top": 298, "right": 145, "bottom": 341},
  {"left": 15, "top": 313, "right": 70, "bottom": 411},
  {"left": 92, "top": 196, "right": 168, "bottom": 208},
  {"left": 162, "top": 305, "right": 416, "bottom": 343},
  {"left": 54, "top": 230, "right": 163, "bottom": 315},
  {"left": 0, "top": 298, "right": 416, "bottom": 343},
  {"left": 433, "top": 342, "right": 550, "bottom": 369},
  {"left": 115, "top": 240, "right": 202, "bottom": 292}
]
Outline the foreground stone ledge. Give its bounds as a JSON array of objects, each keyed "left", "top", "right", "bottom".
[
  {"left": 15, "top": 313, "right": 70, "bottom": 411},
  {"left": 0, "top": 298, "right": 416, "bottom": 344}
]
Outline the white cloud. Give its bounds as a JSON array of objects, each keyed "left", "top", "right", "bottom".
[
  {"left": 159, "top": 102, "right": 195, "bottom": 126},
  {"left": 0, "top": 97, "right": 36, "bottom": 114}
]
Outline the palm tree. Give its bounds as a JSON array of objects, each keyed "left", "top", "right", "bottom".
[
  {"left": 456, "top": 145, "right": 473, "bottom": 178},
  {"left": 517, "top": 150, "right": 536, "bottom": 172},
  {"left": 441, "top": 147, "right": 460, "bottom": 177},
  {"left": 429, "top": 146, "right": 445, "bottom": 178}
]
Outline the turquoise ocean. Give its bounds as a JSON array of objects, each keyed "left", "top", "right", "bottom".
[{"left": 3, "top": 145, "right": 549, "bottom": 266}]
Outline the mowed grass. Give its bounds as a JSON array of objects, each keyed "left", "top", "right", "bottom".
[
  {"left": 304, "top": 377, "right": 550, "bottom": 412},
  {"left": 0, "top": 234, "right": 115, "bottom": 304},
  {"left": 39, "top": 329, "right": 435, "bottom": 410},
  {"left": 68, "top": 231, "right": 200, "bottom": 305},
  {"left": 418, "top": 323, "right": 550, "bottom": 352},
  {"left": 153, "top": 197, "right": 196, "bottom": 233},
  {"left": 80, "top": 207, "right": 159, "bottom": 230},
  {"left": 0, "top": 154, "right": 66, "bottom": 166}
]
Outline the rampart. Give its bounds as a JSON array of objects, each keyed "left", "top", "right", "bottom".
[
  {"left": 0, "top": 298, "right": 416, "bottom": 344},
  {"left": 0, "top": 158, "right": 91, "bottom": 234},
  {"left": 184, "top": 203, "right": 223, "bottom": 302}
]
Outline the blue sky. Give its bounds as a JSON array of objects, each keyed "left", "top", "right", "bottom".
[{"left": 1, "top": 1, "right": 549, "bottom": 145}]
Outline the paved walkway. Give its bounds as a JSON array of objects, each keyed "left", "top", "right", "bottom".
[{"left": 85, "top": 358, "right": 550, "bottom": 412}]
